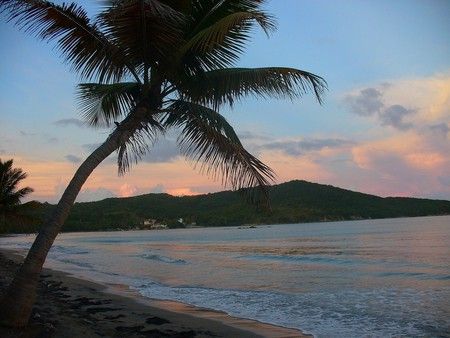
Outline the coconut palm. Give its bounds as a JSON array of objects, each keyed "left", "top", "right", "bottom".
[
  {"left": 0, "top": 0, "right": 326, "bottom": 327},
  {"left": 0, "top": 159, "right": 34, "bottom": 230}
]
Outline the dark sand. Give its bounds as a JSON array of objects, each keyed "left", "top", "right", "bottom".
[{"left": 0, "top": 250, "right": 308, "bottom": 337}]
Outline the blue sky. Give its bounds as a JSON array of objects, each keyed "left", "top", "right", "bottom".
[{"left": 1, "top": 0, "right": 449, "bottom": 202}]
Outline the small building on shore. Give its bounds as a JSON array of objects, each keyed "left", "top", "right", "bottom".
[{"left": 142, "top": 219, "right": 168, "bottom": 230}]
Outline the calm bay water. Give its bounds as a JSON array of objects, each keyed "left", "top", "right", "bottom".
[{"left": 1, "top": 216, "right": 449, "bottom": 337}]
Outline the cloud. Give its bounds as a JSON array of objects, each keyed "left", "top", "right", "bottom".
[
  {"left": 345, "top": 87, "right": 384, "bottom": 116},
  {"left": 166, "top": 187, "right": 202, "bottom": 196},
  {"left": 345, "top": 77, "right": 450, "bottom": 198},
  {"left": 149, "top": 184, "right": 165, "bottom": 193},
  {"left": 382, "top": 74, "right": 450, "bottom": 123},
  {"left": 351, "top": 132, "right": 449, "bottom": 197},
  {"left": 257, "top": 138, "right": 354, "bottom": 156},
  {"left": 345, "top": 74, "right": 450, "bottom": 132},
  {"left": 438, "top": 176, "right": 450, "bottom": 187},
  {"left": 237, "top": 130, "right": 272, "bottom": 141},
  {"left": 379, "top": 105, "right": 414, "bottom": 130},
  {"left": 13, "top": 73, "right": 450, "bottom": 205},
  {"left": 65, "top": 154, "right": 82, "bottom": 164},
  {"left": 118, "top": 183, "right": 137, "bottom": 197},
  {"left": 76, "top": 188, "right": 116, "bottom": 202},
  {"left": 12, "top": 156, "right": 223, "bottom": 203},
  {"left": 345, "top": 86, "right": 416, "bottom": 130},
  {"left": 260, "top": 151, "right": 333, "bottom": 184},
  {"left": 9, "top": 159, "right": 80, "bottom": 203},
  {"left": 54, "top": 118, "right": 85, "bottom": 128},
  {"left": 430, "top": 123, "right": 449, "bottom": 137},
  {"left": 19, "top": 130, "right": 36, "bottom": 136},
  {"left": 141, "top": 137, "right": 181, "bottom": 163},
  {"left": 81, "top": 138, "right": 180, "bottom": 164}
]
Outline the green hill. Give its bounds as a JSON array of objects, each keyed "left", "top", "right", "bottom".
[{"left": 2, "top": 180, "right": 449, "bottom": 233}]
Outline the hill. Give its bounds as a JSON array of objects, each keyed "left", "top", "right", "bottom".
[{"left": 2, "top": 180, "right": 449, "bottom": 233}]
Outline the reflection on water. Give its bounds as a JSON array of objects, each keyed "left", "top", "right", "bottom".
[{"left": 1, "top": 215, "right": 449, "bottom": 337}]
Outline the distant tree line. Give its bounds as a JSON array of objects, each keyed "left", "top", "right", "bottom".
[{"left": 2, "top": 180, "right": 449, "bottom": 234}]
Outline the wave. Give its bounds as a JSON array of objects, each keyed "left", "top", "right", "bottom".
[
  {"left": 237, "top": 253, "right": 356, "bottom": 265},
  {"left": 378, "top": 271, "right": 450, "bottom": 280},
  {"left": 237, "top": 253, "right": 449, "bottom": 275},
  {"left": 50, "top": 245, "right": 89, "bottom": 255},
  {"left": 54, "top": 258, "right": 94, "bottom": 269},
  {"left": 133, "top": 283, "right": 450, "bottom": 337},
  {"left": 138, "top": 252, "right": 187, "bottom": 265}
]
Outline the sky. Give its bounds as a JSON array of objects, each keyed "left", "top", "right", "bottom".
[{"left": 0, "top": 0, "right": 449, "bottom": 203}]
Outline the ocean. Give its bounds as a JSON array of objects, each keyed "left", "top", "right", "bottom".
[{"left": 1, "top": 215, "right": 449, "bottom": 337}]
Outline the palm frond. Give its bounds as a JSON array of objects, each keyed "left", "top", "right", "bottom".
[
  {"left": 77, "top": 82, "right": 141, "bottom": 127},
  {"left": 190, "top": 0, "right": 275, "bottom": 36},
  {"left": 0, "top": 159, "right": 33, "bottom": 209},
  {"left": 98, "top": 0, "right": 184, "bottom": 72},
  {"left": 173, "top": 0, "right": 275, "bottom": 73},
  {"left": 102, "top": 0, "right": 183, "bottom": 21},
  {"left": 178, "top": 67, "right": 327, "bottom": 107},
  {"left": 164, "top": 100, "right": 274, "bottom": 203},
  {"left": 0, "top": 0, "right": 134, "bottom": 82},
  {"left": 116, "top": 117, "right": 163, "bottom": 174},
  {"left": 179, "top": 11, "right": 273, "bottom": 65}
]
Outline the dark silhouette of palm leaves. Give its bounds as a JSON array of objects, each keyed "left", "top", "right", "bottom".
[
  {"left": 176, "top": 67, "right": 327, "bottom": 108},
  {"left": 77, "top": 82, "right": 140, "bottom": 127},
  {"left": 1, "top": 0, "right": 327, "bottom": 202},
  {"left": 165, "top": 100, "right": 274, "bottom": 197},
  {"left": 0, "top": 0, "right": 136, "bottom": 82},
  {"left": 0, "top": 0, "right": 329, "bottom": 327},
  {"left": 0, "top": 159, "right": 33, "bottom": 217}
]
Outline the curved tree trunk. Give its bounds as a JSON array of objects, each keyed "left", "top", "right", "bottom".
[{"left": 0, "top": 125, "right": 133, "bottom": 327}]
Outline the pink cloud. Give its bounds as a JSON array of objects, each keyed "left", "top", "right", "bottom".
[
  {"left": 260, "top": 152, "right": 332, "bottom": 184},
  {"left": 118, "top": 184, "right": 138, "bottom": 198},
  {"left": 166, "top": 187, "right": 201, "bottom": 196},
  {"left": 406, "top": 153, "right": 446, "bottom": 170},
  {"left": 350, "top": 131, "right": 449, "bottom": 198}
]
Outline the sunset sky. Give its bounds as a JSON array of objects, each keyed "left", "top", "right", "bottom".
[{"left": 1, "top": 0, "right": 449, "bottom": 203}]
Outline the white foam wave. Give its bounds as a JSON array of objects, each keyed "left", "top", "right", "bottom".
[{"left": 133, "top": 283, "right": 450, "bottom": 337}]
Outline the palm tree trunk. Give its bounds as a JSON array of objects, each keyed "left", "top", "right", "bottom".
[{"left": 0, "top": 126, "right": 131, "bottom": 327}]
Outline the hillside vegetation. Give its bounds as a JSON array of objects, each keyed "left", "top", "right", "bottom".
[{"left": 2, "top": 180, "right": 449, "bottom": 234}]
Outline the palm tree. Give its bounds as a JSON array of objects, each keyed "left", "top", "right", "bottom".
[
  {"left": 0, "top": 0, "right": 326, "bottom": 327},
  {"left": 0, "top": 159, "right": 34, "bottom": 230}
]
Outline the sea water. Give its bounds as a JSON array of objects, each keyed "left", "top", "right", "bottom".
[{"left": 1, "top": 215, "right": 449, "bottom": 337}]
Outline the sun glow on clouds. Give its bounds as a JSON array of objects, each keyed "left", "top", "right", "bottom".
[
  {"left": 344, "top": 74, "right": 450, "bottom": 133},
  {"left": 86, "top": 160, "right": 224, "bottom": 200},
  {"left": 246, "top": 73, "right": 450, "bottom": 199},
  {"left": 383, "top": 75, "right": 450, "bottom": 123},
  {"left": 166, "top": 187, "right": 200, "bottom": 196},
  {"left": 406, "top": 153, "right": 446, "bottom": 170},
  {"left": 345, "top": 73, "right": 450, "bottom": 198},
  {"left": 260, "top": 151, "right": 332, "bottom": 184},
  {"left": 352, "top": 133, "right": 418, "bottom": 170},
  {"left": 118, "top": 184, "right": 137, "bottom": 198},
  {"left": 10, "top": 154, "right": 225, "bottom": 202},
  {"left": 7, "top": 72, "right": 450, "bottom": 203},
  {"left": 352, "top": 132, "right": 448, "bottom": 172},
  {"left": 4, "top": 156, "right": 76, "bottom": 200}
]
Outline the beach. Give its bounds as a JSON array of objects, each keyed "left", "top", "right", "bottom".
[
  {"left": 1, "top": 216, "right": 449, "bottom": 337},
  {"left": 0, "top": 250, "right": 306, "bottom": 338}
]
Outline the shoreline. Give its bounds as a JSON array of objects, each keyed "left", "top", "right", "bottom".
[
  {"left": 0, "top": 249, "right": 308, "bottom": 337},
  {"left": 2, "top": 214, "right": 449, "bottom": 237}
]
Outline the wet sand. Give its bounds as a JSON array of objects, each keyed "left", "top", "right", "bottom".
[{"left": 0, "top": 249, "right": 308, "bottom": 337}]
